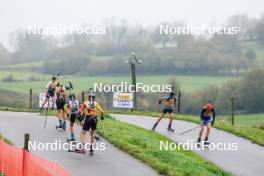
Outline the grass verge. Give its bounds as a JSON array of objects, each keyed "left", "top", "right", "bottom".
[
  {"left": 96, "top": 115, "right": 230, "bottom": 176},
  {"left": 110, "top": 110, "right": 264, "bottom": 146},
  {"left": 0, "top": 106, "right": 38, "bottom": 113},
  {"left": 0, "top": 134, "right": 12, "bottom": 145}
]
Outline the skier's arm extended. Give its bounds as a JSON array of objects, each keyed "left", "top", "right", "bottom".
[
  {"left": 96, "top": 103, "right": 105, "bottom": 120},
  {"left": 159, "top": 97, "right": 166, "bottom": 104},
  {"left": 211, "top": 109, "right": 216, "bottom": 126}
]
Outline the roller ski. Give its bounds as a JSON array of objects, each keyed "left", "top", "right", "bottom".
[
  {"left": 67, "top": 138, "right": 77, "bottom": 144},
  {"left": 68, "top": 148, "right": 86, "bottom": 154},
  {"left": 196, "top": 138, "right": 202, "bottom": 147},
  {"left": 196, "top": 138, "right": 210, "bottom": 147},
  {"left": 203, "top": 137, "right": 210, "bottom": 147}
]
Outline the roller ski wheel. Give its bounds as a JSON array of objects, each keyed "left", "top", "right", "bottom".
[{"left": 167, "top": 127, "right": 174, "bottom": 133}]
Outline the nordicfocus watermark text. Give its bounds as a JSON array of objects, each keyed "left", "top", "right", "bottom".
[
  {"left": 28, "top": 140, "right": 106, "bottom": 151},
  {"left": 160, "top": 140, "right": 238, "bottom": 151},
  {"left": 160, "top": 24, "right": 239, "bottom": 35},
  {"left": 27, "top": 24, "right": 106, "bottom": 35},
  {"left": 93, "top": 82, "right": 172, "bottom": 93}
]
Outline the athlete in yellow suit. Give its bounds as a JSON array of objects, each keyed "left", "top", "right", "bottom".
[{"left": 77, "top": 94, "right": 105, "bottom": 154}]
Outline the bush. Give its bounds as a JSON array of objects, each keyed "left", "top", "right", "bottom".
[
  {"left": 239, "top": 69, "right": 264, "bottom": 113},
  {"left": 1, "top": 75, "right": 22, "bottom": 82},
  {"left": 28, "top": 76, "right": 41, "bottom": 82}
]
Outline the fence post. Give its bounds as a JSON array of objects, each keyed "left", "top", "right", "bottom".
[
  {"left": 231, "top": 97, "right": 235, "bottom": 126},
  {"left": 24, "top": 134, "right": 30, "bottom": 151},
  {"left": 177, "top": 90, "right": 181, "bottom": 114},
  {"left": 22, "top": 133, "right": 30, "bottom": 176},
  {"left": 81, "top": 91, "right": 85, "bottom": 103},
  {"left": 29, "top": 89, "right": 33, "bottom": 110}
]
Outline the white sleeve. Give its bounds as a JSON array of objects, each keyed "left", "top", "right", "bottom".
[{"left": 46, "top": 82, "right": 51, "bottom": 89}]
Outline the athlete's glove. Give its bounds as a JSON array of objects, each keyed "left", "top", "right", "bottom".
[
  {"left": 159, "top": 100, "right": 162, "bottom": 104},
  {"left": 101, "top": 113, "right": 104, "bottom": 120},
  {"left": 211, "top": 120, "right": 215, "bottom": 126}
]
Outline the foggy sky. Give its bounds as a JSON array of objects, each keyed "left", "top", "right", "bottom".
[{"left": 0, "top": 0, "right": 263, "bottom": 48}]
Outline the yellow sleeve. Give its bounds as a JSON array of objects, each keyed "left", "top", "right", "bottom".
[{"left": 96, "top": 102, "right": 105, "bottom": 113}]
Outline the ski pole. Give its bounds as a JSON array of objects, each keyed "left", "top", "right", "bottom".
[
  {"left": 178, "top": 125, "right": 201, "bottom": 135},
  {"left": 44, "top": 97, "right": 50, "bottom": 128}
]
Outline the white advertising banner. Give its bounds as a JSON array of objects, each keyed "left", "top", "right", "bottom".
[
  {"left": 113, "top": 92, "right": 133, "bottom": 109},
  {"left": 39, "top": 93, "right": 56, "bottom": 108}
]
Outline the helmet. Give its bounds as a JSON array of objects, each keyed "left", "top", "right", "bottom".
[
  {"left": 205, "top": 103, "right": 213, "bottom": 111},
  {"left": 52, "top": 76, "right": 56, "bottom": 81},
  {"left": 69, "top": 94, "right": 75, "bottom": 100},
  {"left": 88, "top": 95, "right": 95, "bottom": 100}
]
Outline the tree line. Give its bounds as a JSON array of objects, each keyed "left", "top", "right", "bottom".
[{"left": 0, "top": 14, "right": 264, "bottom": 76}]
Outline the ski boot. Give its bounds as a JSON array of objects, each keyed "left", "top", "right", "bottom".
[
  {"left": 62, "top": 121, "right": 66, "bottom": 130},
  {"left": 167, "top": 126, "right": 174, "bottom": 133},
  {"left": 197, "top": 138, "right": 202, "bottom": 147},
  {"left": 56, "top": 124, "right": 63, "bottom": 130},
  {"left": 203, "top": 137, "right": 210, "bottom": 146},
  {"left": 89, "top": 145, "right": 94, "bottom": 156},
  {"left": 152, "top": 123, "right": 158, "bottom": 131}
]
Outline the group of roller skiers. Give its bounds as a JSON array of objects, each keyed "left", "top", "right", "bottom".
[
  {"left": 41, "top": 75, "right": 105, "bottom": 155},
  {"left": 41, "top": 75, "right": 216, "bottom": 154},
  {"left": 152, "top": 91, "right": 216, "bottom": 146}
]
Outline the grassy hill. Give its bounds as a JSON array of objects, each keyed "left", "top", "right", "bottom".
[{"left": 0, "top": 89, "right": 28, "bottom": 108}]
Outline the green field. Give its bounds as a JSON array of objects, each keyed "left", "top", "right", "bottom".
[
  {"left": 219, "top": 114, "right": 264, "bottom": 127},
  {"left": 0, "top": 72, "right": 236, "bottom": 93},
  {"left": 0, "top": 71, "right": 49, "bottom": 81}
]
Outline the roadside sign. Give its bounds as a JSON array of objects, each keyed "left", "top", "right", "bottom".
[
  {"left": 113, "top": 92, "right": 133, "bottom": 108},
  {"left": 39, "top": 93, "right": 56, "bottom": 108}
]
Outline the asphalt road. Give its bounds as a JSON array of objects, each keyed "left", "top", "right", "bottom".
[
  {"left": 111, "top": 114, "right": 264, "bottom": 176},
  {"left": 0, "top": 111, "right": 157, "bottom": 176}
]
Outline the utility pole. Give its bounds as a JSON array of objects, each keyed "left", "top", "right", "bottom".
[
  {"left": 131, "top": 62, "right": 137, "bottom": 110},
  {"left": 127, "top": 53, "right": 142, "bottom": 111}
]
